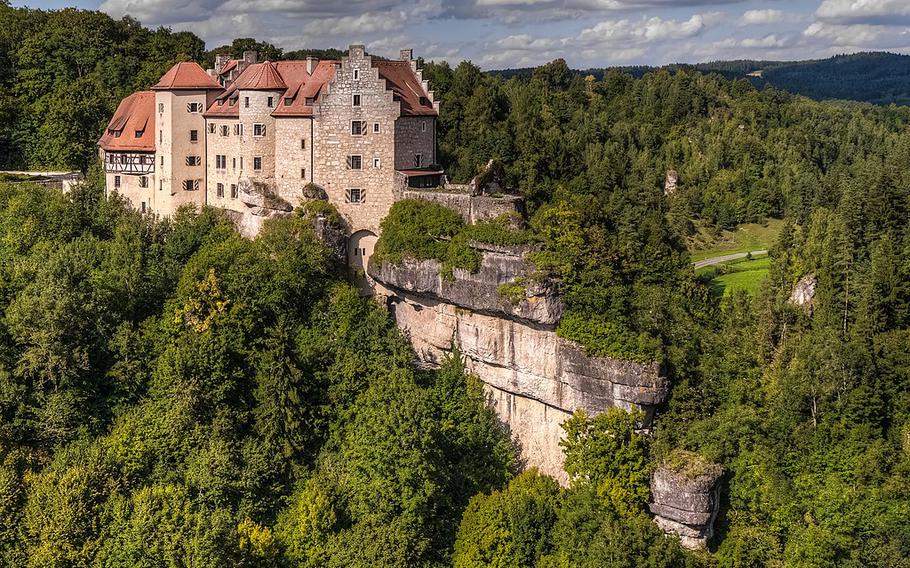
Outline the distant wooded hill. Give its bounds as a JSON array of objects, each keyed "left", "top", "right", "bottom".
[{"left": 491, "top": 52, "right": 910, "bottom": 105}]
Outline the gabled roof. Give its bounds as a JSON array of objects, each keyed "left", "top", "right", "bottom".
[
  {"left": 98, "top": 91, "right": 155, "bottom": 152},
  {"left": 271, "top": 60, "right": 339, "bottom": 117},
  {"left": 233, "top": 61, "right": 287, "bottom": 90},
  {"left": 219, "top": 59, "right": 239, "bottom": 75},
  {"left": 373, "top": 60, "right": 437, "bottom": 116},
  {"left": 153, "top": 61, "right": 222, "bottom": 91}
]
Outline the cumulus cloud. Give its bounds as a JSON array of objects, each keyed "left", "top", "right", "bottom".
[
  {"left": 816, "top": 0, "right": 910, "bottom": 25},
  {"left": 739, "top": 9, "right": 786, "bottom": 26}
]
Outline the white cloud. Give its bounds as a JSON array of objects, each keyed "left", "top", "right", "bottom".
[
  {"left": 816, "top": 0, "right": 910, "bottom": 25},
  {"left": 739, "top": 9, "right": 786, "bottom": 26}
]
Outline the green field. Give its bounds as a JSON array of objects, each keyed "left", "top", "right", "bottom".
[
  {"left": 697, "top": 255, "right": 771, "bottom": 296},
  {"left": 689, "top": 218, "right": 785, "bottom": 262}
]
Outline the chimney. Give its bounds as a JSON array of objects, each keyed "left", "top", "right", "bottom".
[
  {"left": 400, "top": 48, "right": 413, "bottom": 61},
  {"left": 306, "top": 56, "right": 316, "bottom": 74}
]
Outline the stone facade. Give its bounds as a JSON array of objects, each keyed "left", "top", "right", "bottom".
[
  {"left": 313, "top": 45, "right": 401, "bottom": 234},
  {"left": 153, "top": 89, "right": 213, "bottom": 216}
]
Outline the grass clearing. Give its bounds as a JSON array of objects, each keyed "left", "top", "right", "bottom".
[
  {"left": 698, "top": 254, "right": 771, "bottom": 297},
  {"left": 689, "top": 218, "right": 785, "bottom": 262}
]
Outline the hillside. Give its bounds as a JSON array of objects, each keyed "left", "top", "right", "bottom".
[{"left": 491, "top": 52, "right": 910, "bottom": 105}]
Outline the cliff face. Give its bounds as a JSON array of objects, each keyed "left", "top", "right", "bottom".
[{"left": 368, "top": 252, "right": 668, "bottom": 482}]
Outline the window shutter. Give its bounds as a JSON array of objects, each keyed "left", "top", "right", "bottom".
[{"left": 262, "top": 124, "right": 267, "bottom": 136}]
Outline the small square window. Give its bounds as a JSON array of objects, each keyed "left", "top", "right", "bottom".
[
  {"left": 190, "top": 130, "right": 198, "bottom": 142},
  {"left": 186, "top": 102, "right": 202, "bottom": 113},
  {"left": 183, "top": 179, "right": 199, "bottom": 191},
  {"left": 348, "top": 155, "right": 362, "bottom": 170},
  {"left": 253, "top": 123, "right": 266, "bottom": 137},
  {"left": 373, "top": 157, "right": 381, "bottom": 169},
  {"left": 373, "top": 122, "right": 380, "bottom": 133},
  {"left": 220, "top": 125, "right": 229, "bottom": 136},
  {"left": 185, "top": 155, "right": 201, "bottom": 166},
  {"left": 351, "top": 121, "right": 365, "bottom": 136},
  {"left": 352, "top": 94, "right": 361, "bottom": 107},
  {"left": 208, "top": 123, "right": 216, "bottom": 134},
  {"left": 254, "top": 157, "right": 262, "bottom": 171},
  {"left": 114, "top": 175, "right": 121, "bottom": 188},
  {"left": 347, "top": 188, "right": 363, "bottom": 203}
]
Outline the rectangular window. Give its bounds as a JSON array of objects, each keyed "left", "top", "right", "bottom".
[
  {"left": 158, "top": 103, "right": 164, "bottom": 114},
  {"left": 373, "top": 157, "right": 381, "bottom": 169},
  {"left": 160, "top": 155, "right": 164, "bottom": 166},
  {"left": 216, "top": 155, "right": 226, "bottom": 169},
  {"left": 348, "top": 155, "right": 362, "bottom": 170},
  {"left": 187, "top": 102, "right": 202, "bottom": 113},
  {"left": 234, "top": 123, "right": 242, "bottom": 135},
  {"left": 217, "top": 183, "right": 224, "bottom": 198},
  {"left": 414, "top": 153, "right": 422, "bottom": 168},
  {"left": 159, "top": 130, "right": 162, "bottom": 143},
  {"left": 159, "top": 179, "right": 163, "bottom": 191},
  {"left": 267, "top": 96, "right": 274, "bottom": 108},
  {"left": 373, "top": 122, "right": 380, "bottom": 133},
  {"left": 253, "top": 123, "right": 266, "bottom": 137},
  {"left": 190, "top": 130, "right": 198, "bottom": 142},
  {"left": 301, "top": 168, "right": 306, "bottom": 179},
  {"left": 139, "top": 176, "right": 148, "bottom": 188},
  {"left": 230, "top": 184, "right": 238, "bottom": 198},
  {"left": 183, "top": 179, "right": 199, "bottom": 191},
  {"left": 244, "top": 97, "right": 250, "bottom": 108},
  {"left": 232, "top": 157, "right": 236, "bottom": 170},
  {"left": 346, "top": 188, "right": 363, "bottom": 204},
  {"left": 253, "top": 157, "right": 262, "bottom": 171},
  {"left": 141, "top": 202, "right": 147, "bottom": 213},
  {"left": 114, "top": 175, "right": 121, "bottom": 188},
  {"left": 240, "top": 157, "right": 243, "bottom": 170},
  {"left": 350, "top": 120, "right": 365, "bottom": 136},
  {"left": 300, "top": 139, "right": 306, "bottom": 149},
  {"left": 352, "top": 94, "right": 361, "bottom": 107},
  {"left": 353, "top": 69, "right": 360, "bottom": 80},
  {"left": 220, "top": 125, "right": 229, "bottom": 136},
  {"left": 422, "top": 121, "right": 427, "bottom": 132},
  {"left": 208, "top": 123, "right": 216, "bottom": 134},
  {"left": 185, "top": 156, "right": 201, "bottom": 166}
]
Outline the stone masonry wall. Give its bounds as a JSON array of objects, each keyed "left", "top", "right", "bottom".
[
  {"left": 313, "top": 45, "right": 399, "bottom": 234},
  {"left": 205, "top": 117, "right": 242, "bottom": 211},
  {"left": 154, "top": 90, "right": 210, "bottom": 216},
  {"left": 394, "top": 116, "right": 435, "bottom": 169},
  {"left": 274, "top": 117, "right": 314, "bottom": 206},
  {"left": 400, "top": 189, "right": 524, "bottom": 223}
]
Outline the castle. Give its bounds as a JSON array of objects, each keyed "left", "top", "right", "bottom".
[{"left": 98, "top": 45, "right": 440, "bottom": 274}]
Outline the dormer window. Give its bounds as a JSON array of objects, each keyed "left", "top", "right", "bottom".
[
  {"left": 134, "top": 129, "right": 144, "bottom": 138},
  {"left": 305, "top": 97, "right": 315, "bottom": 105},
  {"left": 419, "top": 96, "right": 429, "bottom": 106},
  {"left": 284, "top": 97, "right": 293, "bottom": 106},
  {"left": 113, "top": 130, "right": 121, "bottom": 138}
]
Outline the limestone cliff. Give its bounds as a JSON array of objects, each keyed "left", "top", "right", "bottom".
[
  {"left": 649, "top": 453, "right": 724, "bottom": 550},
  {"left": 368, "top": 250, "right": 668, "bottom": 482}
]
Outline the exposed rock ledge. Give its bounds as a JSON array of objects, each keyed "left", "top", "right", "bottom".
[
  {"left": 649, "top": 456, "right": 723, "bottom": 550},
  {"left": 372, "top": 257, "right": 668, "bottom": 481},
  {"left": 369, "top": 252, "right": 563, "bottom": 326}
]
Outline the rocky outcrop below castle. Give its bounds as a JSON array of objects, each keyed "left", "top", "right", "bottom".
[
  {"left": 368, "top": 250, "right": 668, "bottom": 482},
  {"left": 649, "top": 454, "right": 724, "bottom": 550}
]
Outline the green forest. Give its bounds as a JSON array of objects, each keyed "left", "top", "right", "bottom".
[{"left": 2, "top": 3, "right": 910, "bottom": 567}]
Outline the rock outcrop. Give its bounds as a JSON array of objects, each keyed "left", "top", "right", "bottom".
[
  {"left": 789, "top": 273, "right": 817, "bottom": 312},
  {"left": 649, "top": 452, "right": 723, "bottom": 550},
  {"left": 369, "top": 249, "right": 668, "bottom": 482}
]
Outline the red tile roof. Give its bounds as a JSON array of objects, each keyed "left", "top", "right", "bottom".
[
  {"left": 218, "top": 59, "right": 239, "bottom": 75},
  {"left": 153, "top": 61, "right": 222, "bottom": 90},
  {"left": 232, "top": 61, "right": 287, "bottom": 90},
  {"left": 373, "top": 60, "right": 437, "bottom": 116},
  {"left": 98, "top": 91, "right": 155, "bottom": 152},
  {"left": 271, "top": 60, "right": 339, "bottom": 117}
]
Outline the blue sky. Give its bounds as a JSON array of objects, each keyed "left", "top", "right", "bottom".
[{"left": 15, "top": 0, "right": 910, "bottom": 68}]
